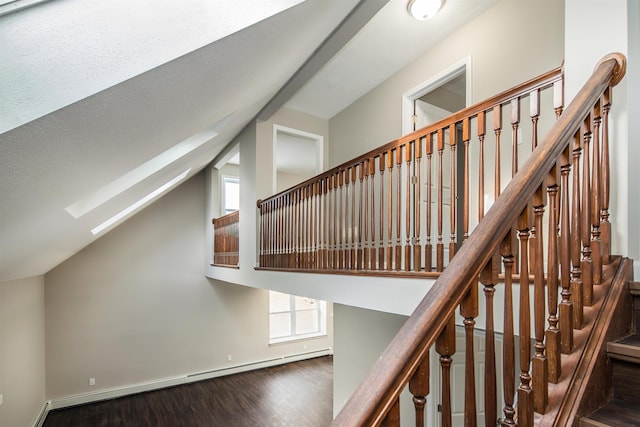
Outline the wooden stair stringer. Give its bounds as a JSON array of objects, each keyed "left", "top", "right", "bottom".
[{"left": 533, "top": 257, "right": 633, "bottom": 427}]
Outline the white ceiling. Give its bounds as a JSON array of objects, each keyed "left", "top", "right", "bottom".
[{"left": 0, "top": 0, "right": 498, "bottom": 282}]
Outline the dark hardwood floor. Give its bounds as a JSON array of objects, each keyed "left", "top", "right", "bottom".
[{"left": 44, "top": 356, "right": 333, "bottom": 427}]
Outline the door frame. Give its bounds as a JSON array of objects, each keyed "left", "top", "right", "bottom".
[{"left": 401, "top": 56, "right": 472, "bottom": 135}]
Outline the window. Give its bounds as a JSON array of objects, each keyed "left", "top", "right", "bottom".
[
  {"left": 222, "top": 176, "right": 239, "bottom": 215},
  {"left": 269, "top": 291, "right": 327, "bottom": 344}
]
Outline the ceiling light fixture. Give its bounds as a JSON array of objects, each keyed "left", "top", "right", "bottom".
[{"left": 407, "top": 0, "right": 444, "bottom": 21}]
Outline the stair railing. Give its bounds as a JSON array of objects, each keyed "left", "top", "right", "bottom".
[
  {"left": 212, "top": 210, "right": 240, "bottom": 267},
  {"left": 331, "top": 53, "right": 626, "bottom": 427},
  {"left": 256, "top": 65, "right": 564, "bottom": 276}
]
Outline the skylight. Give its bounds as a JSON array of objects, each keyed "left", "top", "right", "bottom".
[
  {"left": 0, "top": 0, "right": 50, "bottom": 17},
  {"left": 91, "top": 168, "right": 191, "bottom": 236}
]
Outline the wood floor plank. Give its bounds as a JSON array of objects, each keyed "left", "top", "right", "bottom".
[{"left": 44, "top": 356, "right": 333, "bottom": 427}]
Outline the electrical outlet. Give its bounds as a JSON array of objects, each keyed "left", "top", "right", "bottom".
[
  {"left": 227, "top": 354, "right": 232, "bottom": 362},
  {"left": 89, "top": 378, "right": 96, "bottom": 386}
]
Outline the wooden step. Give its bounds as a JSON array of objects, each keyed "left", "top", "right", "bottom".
[
  {"left": 580, "top": 399, "right": 640, "bottom": 426},
  {"left": 607, "top": 333, "right": 640, "bottom": 363}
]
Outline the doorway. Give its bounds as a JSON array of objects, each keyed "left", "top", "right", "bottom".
[{"left": 272, "top": 125, "right": 323, "bottom": 193}]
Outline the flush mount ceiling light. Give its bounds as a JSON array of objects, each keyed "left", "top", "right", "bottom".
[{"left": 407, "top": 0, "right": 444, "bottom": 21}]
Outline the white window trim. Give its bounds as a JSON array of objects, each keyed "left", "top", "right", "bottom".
[
  {"left": 269, "top": 293, "right": 327, "bottom": 345},
  {"left": 220, "top": 174, "right": 239, "bottom": 216}
]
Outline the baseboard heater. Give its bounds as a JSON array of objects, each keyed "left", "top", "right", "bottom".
[{"left": 46, "top": 348, "right": 333, "bottom": 412}]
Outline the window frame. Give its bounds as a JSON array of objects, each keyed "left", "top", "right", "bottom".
[
  {"left": 268, "top": 291, "right": 327, "bottom": 345},
  {"left": 221, "top": 175, "right": 239, "bottom": 216}
]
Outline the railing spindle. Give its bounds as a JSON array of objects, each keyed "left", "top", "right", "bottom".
[
  {"left": 379, "top": 153, "right": 386, "bottom": 270},
  {"left": 409, "top": 356, "right": 430, "bottom": 427},
  {"left": 546, "top": 165, "right": 561, "bottom": 383},
  {"left": 581, "top": 116, "right": 593, "bottom": 305},
  {"left": 396, "top": 146, "right": 403, "bottom": 270},
  {"left": 405, "top": 142, "right": 412, "bottom": 271},
  {"left": 532, "top": 185, "right": 548, "bottom": 413},
  {"left": 570, "top": 131, "right": 584, "bottom": 328},
  {"left": 449, "top": 125, "right": 457, "bottom": 263},
  {"left": 437, "top": 129, "right": 444, "bottom": 272},
  {"left": 425, "top": 135, "right": 433, "bottom": 271},
  {"left": 351, "top": 166, "right": 357, "bottom": 270},
  {"left": 517, "top": 207, "right": 533, "bottom": 427},
  {"left": 478, "top": 111, "right": 486, "bottom": 221},
  {"left": 414, "top": 138, "right": 423, "bottom": 272},
  {"left": 437, "top": 315, "right": 456, "bottom": 427},
  {"left": 481, "top": 257, "right": 498, "bottom": 427},
  {"left": 591, "top": 100, "right": 603, "bottom": 284},
  {"left": 460, "top": 276, "right": 478, "bottom": 426},
  {"left": 559, "top": 147, "right": 574, "bottom": 353},
  {"left": 387, "top": 150, "right": 395, "bottom": 270},
  {"left": 600, "top": 88, "right": 611, "bottom": 263},
  {"left": 501, "top": 231, "right": 516, "bottom": 426}
]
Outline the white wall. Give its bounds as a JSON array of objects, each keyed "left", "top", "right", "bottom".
[
  {"left": 0, "top": 276, "right": 45, "bottom": 427},
  {"left": 329, "top": 0, "right": 565, "bottom": 167},
  {"left": 565, "top": 0, "right": 635, "bottom": 268},
  {"left": 45, "top": 173, "right": 332, "bottom": 404}
]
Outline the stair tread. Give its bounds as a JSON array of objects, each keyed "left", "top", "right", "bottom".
[
  {"left": 607, "top": 334, "right": 640, "bottom": 361},
  {"left": 584, "top": 398, "right": 640, "bottom": 426}
]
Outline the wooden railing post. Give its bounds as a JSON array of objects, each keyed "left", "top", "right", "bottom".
[
  {"left": 414, "top": 138, "right": 423, "bottom": 272},
  {"left": 559, "top": 146, "right": 574, "bottom": 353},
  {"left": 500, "top": 231, "right": 516, "bottom": 426},
  {"left": 409, "top": 356, "right": 430, "bottom": 427},
  {"left": 581, "top": 115, "right": 594, "bottom": 306},
  {"left": 436, "top": 315, "right": 456, "bottom": 427},
  {"left": 460, "top": 276, "right": 478, "bottom": 427},
  {"left": 546, "top": 164, "right": 562, "bottom": 383},
  {"left": 600, "top": 87, "right": 612, "bottom": 264},
  {"left": 480, "top": 256, "right": 498, "bottom": 427},
  {"left": 405, "top": 142, "right": 413, "bottom": 272},
  {"left": 517, "top": 207, "right": 533, "bottom": 427},
  {"left": 425, "top": 135, "right": 433, "bottom": 272},
  {"left": 532, "top": 185, "right": 548, "bottom": 413},
  {"left": 570, "top": 131, "right": 584, "bottom": 329},
  {"left": 436, "top": 129, "right": 445, "bottom": 272},
  {"left": 591, "top": 100, "right": 603, "bottom": 285}
]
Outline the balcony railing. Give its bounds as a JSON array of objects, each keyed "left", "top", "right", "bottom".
[
  {"left": 212, "top": 210, "right": 239, "bottom": 268},
  {"left": 257, "top": 65, "right": 564, "bottom": 276}
]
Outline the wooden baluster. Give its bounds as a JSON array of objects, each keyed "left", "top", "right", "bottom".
[
  {"left": 387, "top": 150, "right": 395, "bottom": 271},
  {"left": 414, "top": 138, "right": 423, "bottom": 272},
  {"left": 274, "top": 197, "right": 280, "bottom": 268},
  {"left": 532, "top": 185, "right": 548, "bottom": 414},
  {"left": 530, "top": 89, "right": 540, "bottom": 150},
  {"left": 405, "top": 142, "right": 413, "bottom": 271},
  {"left": 449, "top": 124, "right": 457, "bottom": 263},
  {"left": 297, "top": 189, "right": 303, "bottom": 268},
  {"left": 339, "top": 171, "right": 345, "bottom": 269},
  {"left": 380, "top": 398, "right": 401, "bottom": 427},
  {"left": 554, "top": 78, "right": 564, "bottom": 119},
  {"left": 571, "top": 131, "right": 584, "bottom": 329},
  {"left": 313, "top": 182, "right": 320, "bottom": 269},
  {"left": 478, "top": 111, "right": 486, "bottom": 220},
  {"left": 359, "top": 162, "right": 366, "bottom": 270},
  {"left": 409, "top": 356, "right": 430, "bottom": 427},
  {"left": 379, "top": 153, "right": 386, "bottom": 270},
  {"left": 307, "top": 184, "right": 313, "bottom": 268},
  {"left": 328, "top": 175, "right": 334, "bottom": 269},
  {"left": 265, "top": 200, "right": 270, "bottom": 267},
  {"left": 460, "top": 275, "right": 478, "bottom": 426},
  {"left": 425, "top": 134, "right": 433, "bottom": 272},
  {"left": 462, "top": 118, "right": 470, "bottom": 242},
  {"left": 293, "top": 190, "right": 299, "bottom": 268},
  {"left": 559, "top": 147, "right": 574, "bottom": 353},
  {"left": 511, "top": 98, "right": 520, "bottom": 176},
  {"left": 591, "top": 100, "right": 603, "bottom": 285},
  {"left": 581, "top": 116, "right": 593, "bottom": 305},
  {"left": 547, "top": 165, "right": 561, "bottom": 383},
  {"left": 437, "top": 315, "right": 456, "bottom": 427},
  {"left": 351, "top": 166, "right": 357, "bottom": 271},
  {"left": 481, "top": 256, "right": 498, "bottom": 427},
  {"left": 600, "top": 88, "right": 611, "bottom": 264},
  {"left": 369, "top": 157, "right": 376, "bottom": 270},
  {"left": 396, "top": 145, "right": 403, "bottom": 271},
  {"left": 501, "top": 231, "right": 516, "bottom": 426},
  {"left": 437, "top": 129, "right": 445, "bottom": 272},
  {"left": 320, "top": 178, "right": 327, "bottom": 269},
  {"left": 493, "top": 105, "right": 502, "bottom": 201},
  {"left": 517, "top": 208, "right": 533, "bottom": 427}
]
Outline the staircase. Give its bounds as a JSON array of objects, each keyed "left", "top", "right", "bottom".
[{"left": 581, "top": 282, "right": 640, "bottom": 426}]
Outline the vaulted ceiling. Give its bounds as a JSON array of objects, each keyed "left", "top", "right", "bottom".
[{"left": 0, "top": 0, "right": 497, "bottom": 282}]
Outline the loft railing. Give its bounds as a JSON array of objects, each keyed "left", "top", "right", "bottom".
[
  {"left": 211, "top": 210, "right": 239, "bottom": 268},
  {"left": 331, "top": 53, "right": 627, "bottom": 427},
  {"left": 256, "top": 65, "right": 564, "bottom": 275}
]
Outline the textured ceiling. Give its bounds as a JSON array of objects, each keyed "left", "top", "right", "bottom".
[{"left": 0, "top": 0, "right": 498, "bottom": 282}]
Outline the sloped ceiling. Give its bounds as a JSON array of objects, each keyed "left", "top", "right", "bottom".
[{"left": 0, "top": 0, "right": 498, "bottom": 283}]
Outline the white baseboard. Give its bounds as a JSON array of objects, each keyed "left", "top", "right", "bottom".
[
  {"left": 32, "top": 401, "right": 50, "bottom": 427},
  {"left": 47, "top": 348, "right": 332, "bottom": 411}
]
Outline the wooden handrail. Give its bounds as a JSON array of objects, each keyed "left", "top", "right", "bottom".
[{"left": 331, "top": 53, "right": 626, "bottom": 426}]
